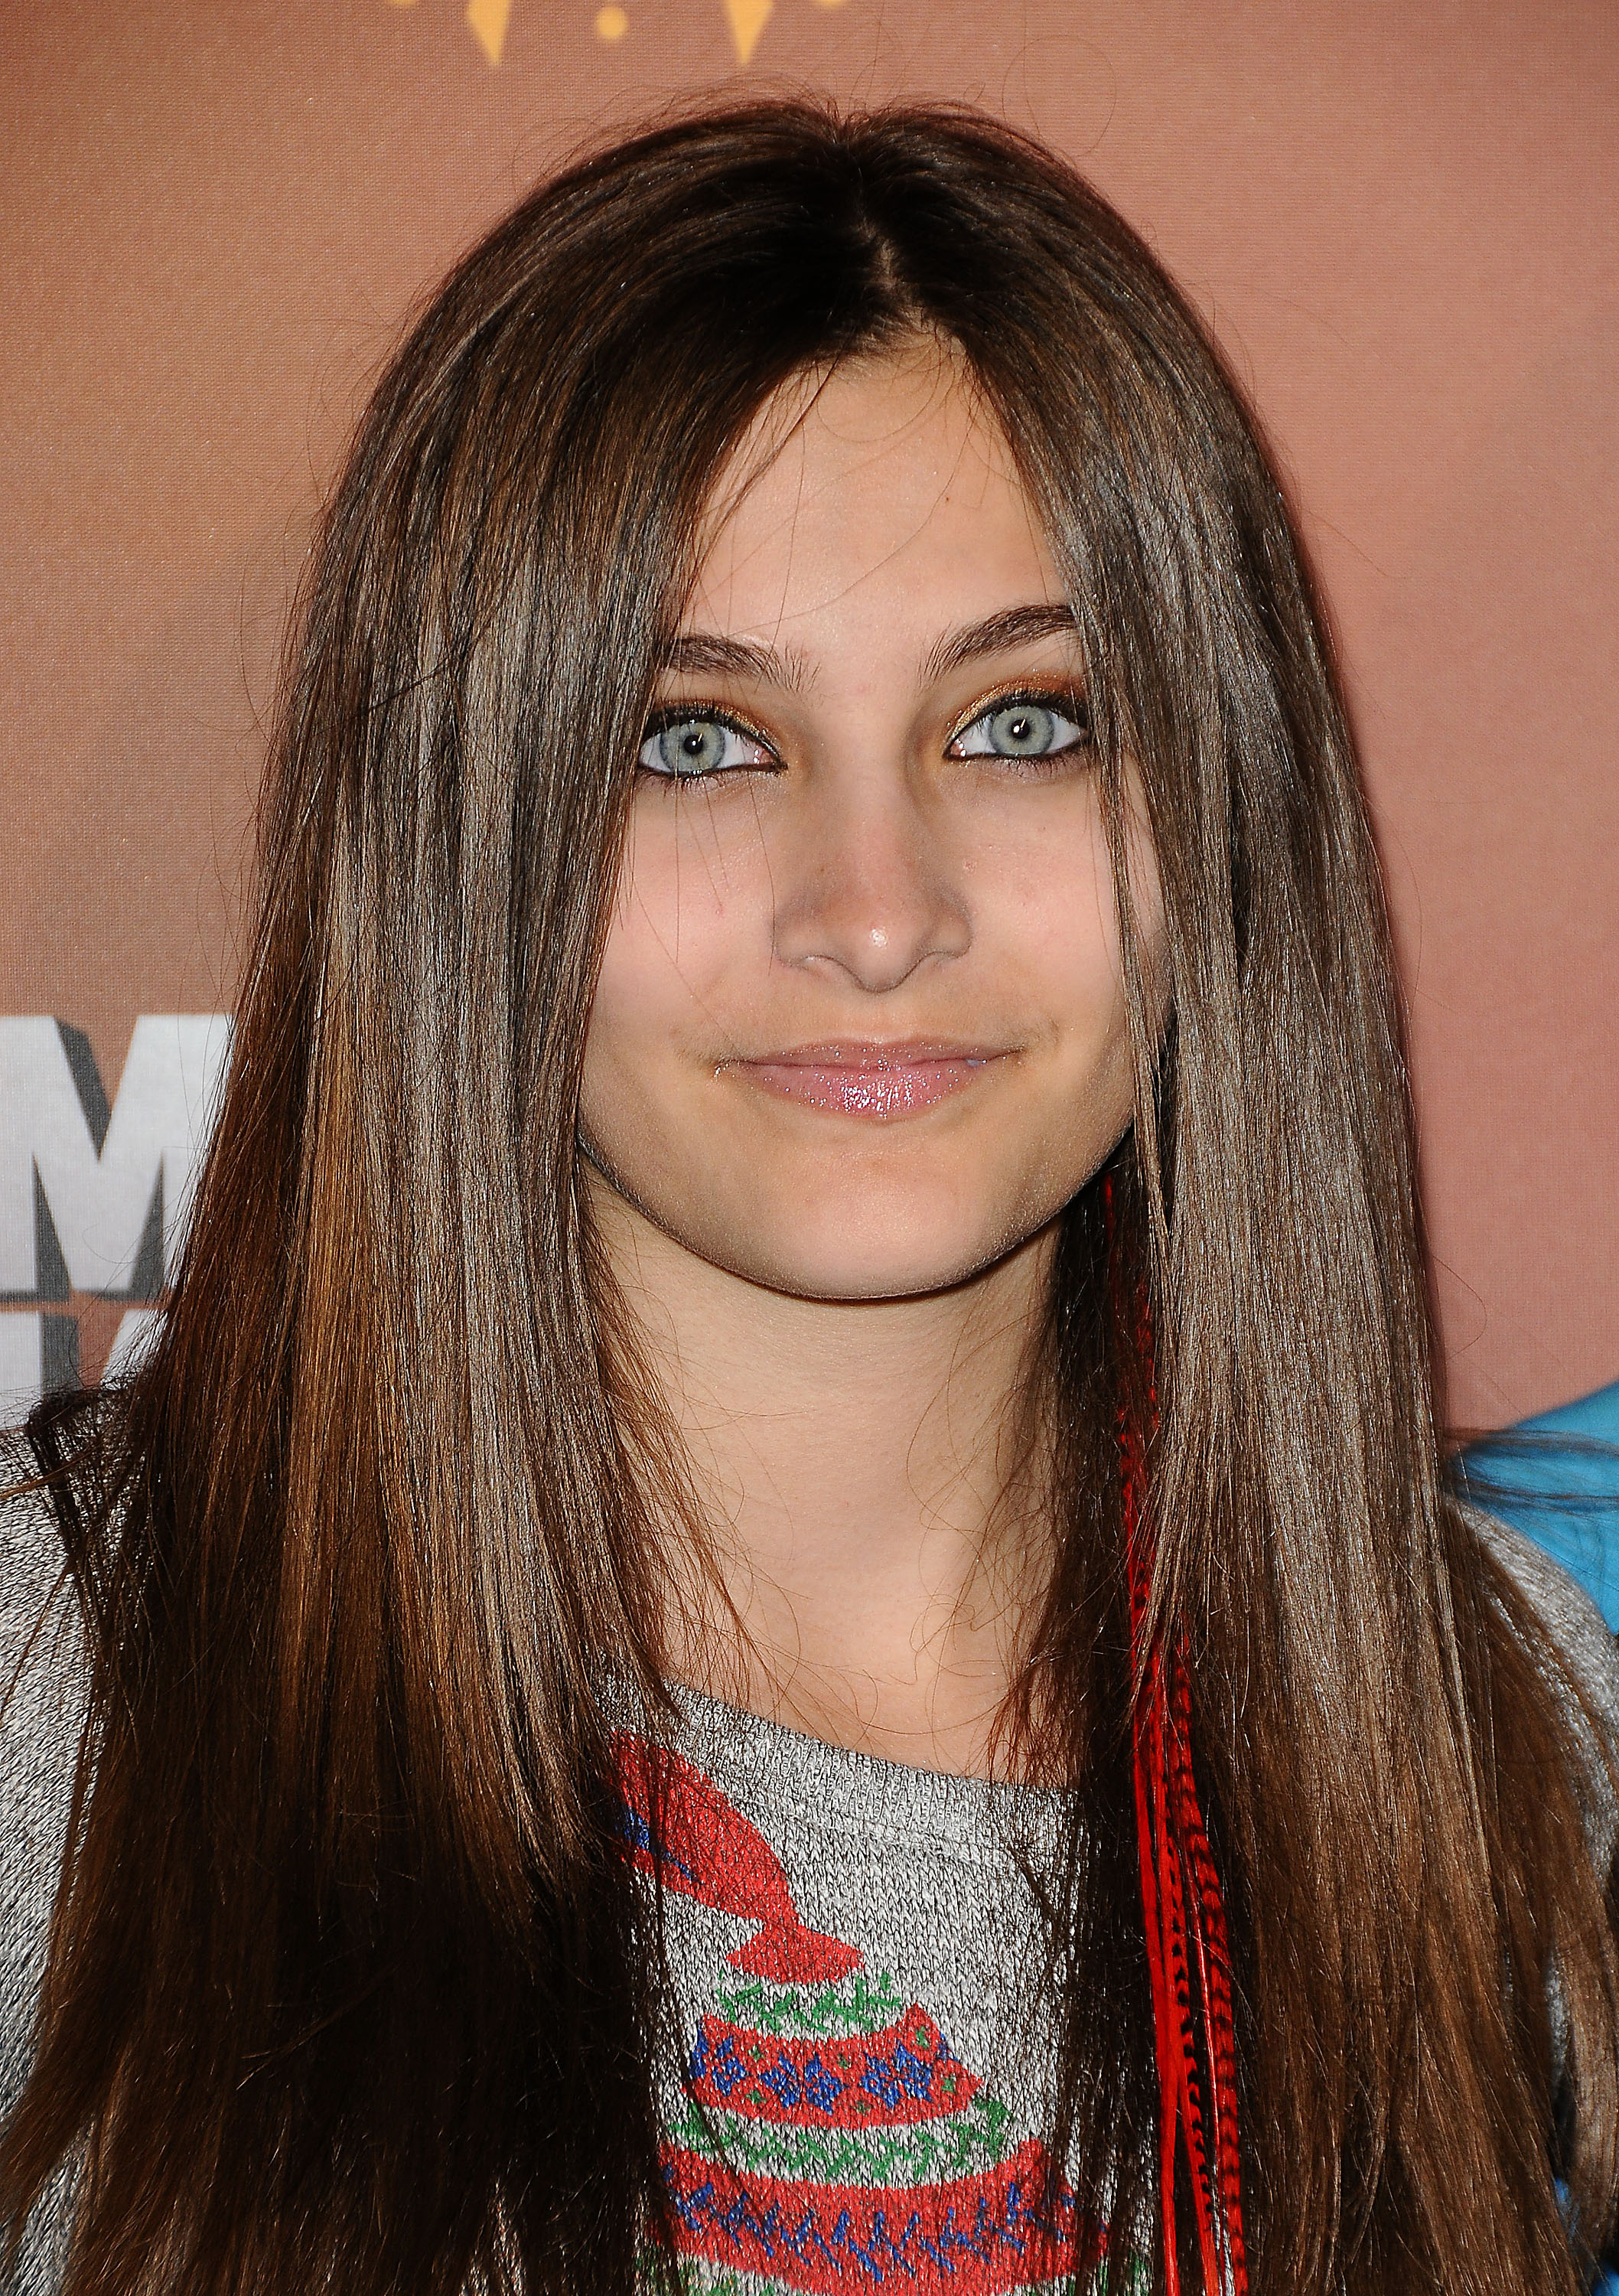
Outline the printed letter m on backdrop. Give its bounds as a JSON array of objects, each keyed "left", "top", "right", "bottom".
[{"left": 1, "top": 1016, "right": 233, "bottom": 1297}]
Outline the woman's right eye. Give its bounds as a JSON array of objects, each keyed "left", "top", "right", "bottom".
[{"left": 637, "top": 714, "right": 777, "bottom": 779}]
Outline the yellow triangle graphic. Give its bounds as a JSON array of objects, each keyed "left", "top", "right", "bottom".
[
  {"left": 723, "top": 0, "right": 773, "bottom": 65},
  {"left": 466, "top": 0, "right": 513, "bottom": 65}
]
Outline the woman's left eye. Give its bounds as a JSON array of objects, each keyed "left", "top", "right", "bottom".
[
  {"left": 946, "top": 695, "right": 1091, "bottom": 763},
  {"left": 637, "top": 713, "right": 777, "bottom": 779}
]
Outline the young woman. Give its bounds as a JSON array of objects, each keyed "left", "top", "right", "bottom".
[{"left": 2, "top": 99, "right": 1616, "bottom": 2296}]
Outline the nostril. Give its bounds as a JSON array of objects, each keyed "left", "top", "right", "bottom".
[
  {"left": 770, "top": 850, "right": 972, "bottom": 993},
  {"left": 777, "top": 915, "right": 969, "bottom": 996}
]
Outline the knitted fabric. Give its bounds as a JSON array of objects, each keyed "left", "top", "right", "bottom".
[
  {"left": 2, "top": 1456, "right": 1617, "bottom": 2294},
  {"left": 612, "top": 1711, "right": 1111, "bottom": 2294}
]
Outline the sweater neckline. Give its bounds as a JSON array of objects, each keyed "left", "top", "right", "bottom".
[{"left": 647, "top": 1673, "right": 1073, "bottom": 1865}]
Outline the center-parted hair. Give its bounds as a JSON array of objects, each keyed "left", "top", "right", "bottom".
[{"left": 4, "top": 98, "right": 1616, "bottom": 2296}]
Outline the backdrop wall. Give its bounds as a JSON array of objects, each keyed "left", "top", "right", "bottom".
[{"left": 4, "top": 0, "right": 1615, "bottom": 1430}]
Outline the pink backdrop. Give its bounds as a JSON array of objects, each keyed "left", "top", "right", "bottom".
[{"left": 4, "top": 0, "right": 1615, "bottom": 1427}]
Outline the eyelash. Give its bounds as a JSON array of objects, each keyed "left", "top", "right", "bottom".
[
  {"left": 638, "top": 706, "right": 782, "bottom": 781},
  {"left": 635, "top": 687, "right": 1093, "bottom": 784},
  {"left": 943, "top": 687, "right": 1093, "bottom": 773}
]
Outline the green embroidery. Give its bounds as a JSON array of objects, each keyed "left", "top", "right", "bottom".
[
  {"left": 709, "top": 1968, "right": 910, "bottom": 2039},
  {"left": 663, "top": 2086, "right": 1015, "bottom": 2187}
]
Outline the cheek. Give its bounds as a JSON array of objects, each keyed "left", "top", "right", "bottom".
[
  {"left": 969, "top": 796, "right": 1155, "bottom": 1185},
  {"left": 581, "top": 804, "right": 763, "bottom": 1117},
  {"left": 979, "top": 807, "right": 1129, "bottom": 1029},
  {"left": 1010, "top": 770, "right": 1163, "bottom": 1052},
  {"left": 633, "top": 789, "right": 780, "bottom": 957}
]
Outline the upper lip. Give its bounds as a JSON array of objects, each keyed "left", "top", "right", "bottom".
[{"left": 727, "top": 1039, "right": 1010, "bottom": 1067}]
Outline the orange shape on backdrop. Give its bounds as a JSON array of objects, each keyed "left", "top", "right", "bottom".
[
  {"left": 466, "top": 0, "right": 512, "bottom": 64},
  {"left": 428, "top": 0, "right": 806, "bottom": 71},
  {"left": 723, "top": 0, "right": 773, "bottom": 65}
]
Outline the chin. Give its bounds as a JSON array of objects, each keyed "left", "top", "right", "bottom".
[
  {"left": 735, "top": 1201, "right": 1026, "bottom": 1304},
  {"left": 758, "top": 1253, "right": 989, "bottom": 1304}
]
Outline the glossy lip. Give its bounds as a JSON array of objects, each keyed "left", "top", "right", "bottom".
[{"left": 722, "top": 1039, "right": 1011, "bottom": 1121}]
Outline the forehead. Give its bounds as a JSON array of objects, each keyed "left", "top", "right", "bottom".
[{"left": 684, "top": 345, "right": 1069, "bottom": 659}]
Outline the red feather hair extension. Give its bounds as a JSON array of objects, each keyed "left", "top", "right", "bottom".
[{"left": 1106, "top": 1176, "right": 1248, "bottom": 2296}]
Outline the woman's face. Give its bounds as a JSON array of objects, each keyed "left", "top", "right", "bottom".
[{"left": 581, "top": 347, "right": 1165, "bottom": 1302}]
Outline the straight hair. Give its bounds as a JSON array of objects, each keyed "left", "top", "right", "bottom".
[{"left": 4, "top": 97, "right": 1616, "bottom": 2295}]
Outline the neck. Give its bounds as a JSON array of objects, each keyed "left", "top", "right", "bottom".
[{"left": 590, "top": 1173, "right": 1057, "bottom": 1777}]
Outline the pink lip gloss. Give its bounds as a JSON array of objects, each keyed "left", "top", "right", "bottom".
[{"left": 728, "top": 1046, "right": 1001, "bottom": 1120}]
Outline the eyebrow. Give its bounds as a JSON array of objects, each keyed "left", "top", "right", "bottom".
[
  {"left": 653, "top": 602, "right": 1081, "bottom": 694},
  {"left": 920, "top": 604, "right": 1082, "bottom": 683},
  {"left": 654, "top": 632, "right": 813, "bottom": 692}
]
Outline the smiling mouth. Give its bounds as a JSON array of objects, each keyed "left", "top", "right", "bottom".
[{"left": 722, "top": 1039, "right": 1011, "bottom": 1120}]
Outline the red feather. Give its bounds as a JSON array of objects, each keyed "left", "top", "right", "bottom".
[{"left": 1108, "top": 1176, "right": 1248, "bottom": 2296}]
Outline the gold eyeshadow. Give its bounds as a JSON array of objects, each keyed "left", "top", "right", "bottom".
[{"left": 943, "top": 683, "right": 1093, "bottom": 757}]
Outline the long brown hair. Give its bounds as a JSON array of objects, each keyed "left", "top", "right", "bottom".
[{"left": 4, "top": 99, "right": 1615, "bottom": 2295}]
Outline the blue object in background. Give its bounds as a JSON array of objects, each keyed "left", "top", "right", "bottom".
[
  {"left": 1463, "top": 1380, "right": 1619, "bottom": 2294},
  {"left": 1461, "top": 1378, "right": 1619, "bottom": 1632}
]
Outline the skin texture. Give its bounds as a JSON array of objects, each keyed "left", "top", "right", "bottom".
[{"left": 581, "top": 347, "right": 1165, "bottom": 1772}]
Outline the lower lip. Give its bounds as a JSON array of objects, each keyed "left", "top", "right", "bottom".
[{"left": 731, "top": 1056, "right": 1000, "bottom": 1120}]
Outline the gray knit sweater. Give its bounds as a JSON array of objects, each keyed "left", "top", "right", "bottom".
[{"left": 2, "top": 1462, "right": 1617, "bottom": 2294}]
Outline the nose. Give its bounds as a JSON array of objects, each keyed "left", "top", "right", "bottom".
[{"left": 769, "top": 767, "right": 971, "bottom": 995}]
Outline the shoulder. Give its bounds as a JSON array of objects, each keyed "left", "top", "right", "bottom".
[
  {"left": 1468, "top": 1504, "right": 1619, "bottom": 1863},
  {"left": 0, "top": 1428, "right": 90, "bottom": 2122},
  {"left": 1471, "top": 1506, "right": 1619, "bottom": 1728},
  {"left": 0, "top": 1424, "right": 90, "bottom": 1803}
]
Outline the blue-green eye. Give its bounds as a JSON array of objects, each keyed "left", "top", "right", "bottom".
[
  {"left": 638, "top": 713, "right": 777, "bottom": 778},
  {"left": 947, "top": 695, "right": 1091, "bottom": 762}
]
